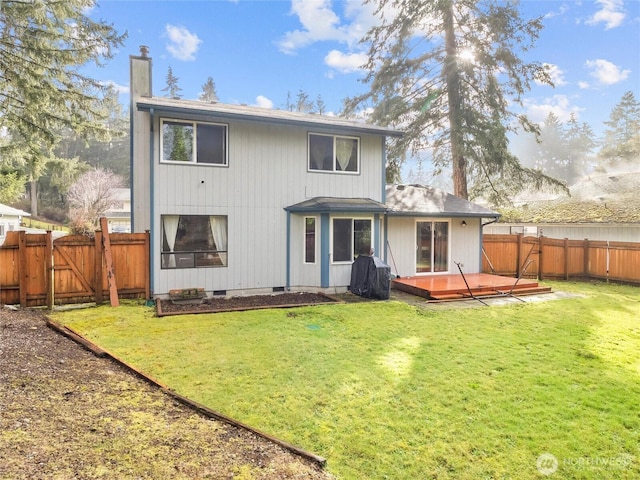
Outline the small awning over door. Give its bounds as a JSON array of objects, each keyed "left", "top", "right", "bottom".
[{"left": 285, "top": 197, "right": 387, "bottom": 214}]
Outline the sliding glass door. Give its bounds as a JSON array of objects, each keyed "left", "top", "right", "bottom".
[{"left": 416, "top": 221, "right": 449, "bottom": 273}]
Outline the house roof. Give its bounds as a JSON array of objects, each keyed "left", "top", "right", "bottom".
[
  {"left": 0, "top": 203, "right": 31, "bottom": 218},
  {"left": 385, "top": 184, "right": 500, "bottom": 218},
  {"left": 285, "top": 197, "right": 388, "bottom": 214},
  {"left": 136, "top": 96, "right": 403, "bottom": 137}
]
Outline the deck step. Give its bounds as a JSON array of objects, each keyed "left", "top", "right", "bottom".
[{"left": 498, "top": 286, "right": 552, "bottom": 295}]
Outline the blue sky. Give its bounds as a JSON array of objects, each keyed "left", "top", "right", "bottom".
[{"left": 87, "top": 0, "right": 639, "bottom": 180}]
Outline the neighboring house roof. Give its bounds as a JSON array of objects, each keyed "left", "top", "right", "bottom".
[
  {"left": 0, "top": 203, "right": 31, "bottom": 218},
  {"left": 113, "top": 188, "right": 131, "bottom": 202},
  {"left": 385, "top": 184, "right": 500, "bottom": 218},
  {"left": 136, "top": 97, "right": 403, "bottom": 138},
  {"left": 285, "top": 197, "right": 387, "bottom": 213},
  {"left": 105, "top": 212, "right": 131, "bottom": 219}
]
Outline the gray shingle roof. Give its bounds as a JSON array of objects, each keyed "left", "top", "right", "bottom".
[
  {"left": 137, "top": 97, "right": 403, "bottom": 137},
  {"left": 285, "top": 197, "right": 387, "bottom": 213},
  {"left": 385, "top": 184, "right": 499, "bottom": 218}
]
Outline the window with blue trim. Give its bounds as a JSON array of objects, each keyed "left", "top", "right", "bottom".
[
  {"left": 308, "top": 133, "right": 359, "bottom": 173},
  {"left": 161, "top": 119, "right": 227, "bottom": 165}
]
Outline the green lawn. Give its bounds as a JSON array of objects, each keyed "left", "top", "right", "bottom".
[{"left": 53, "top": 282, "right": 640, "bottom": 479}]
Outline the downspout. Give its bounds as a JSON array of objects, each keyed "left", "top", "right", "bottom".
[
  {"left": 149, "top": 108, "right": 155, "bottom": 295},
  {"left": 381, "top": 136, "right": 387, "bottom": 203},
  {"left": 383, "top": 214, "right": 389, "bottom": 264},
  {"left": 285, "top": 211, "right": 291, "bottom": 291},
  {"left": 381, "top": 136, "right": 388, "bottom": 264},
  {"left": 374, "top": 213, "right": 380, "bottom": 258}
]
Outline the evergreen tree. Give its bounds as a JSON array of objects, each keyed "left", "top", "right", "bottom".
[
  {"left": 315, "top": 95, "right": 327, "bottom": 115},
  {"left": 564, "top": 113, "right": 596, "bottom": 183},
  {"left": 170, "top": 127, "right": 190, "bottom": 161},
  {"left": 296, "top": 89, "right": 314, "bottom": 113},
  {"left": 199, "top": 76, "right": 219, "bottom": 102},
  {"left": 344, "top": 0, "right": 564, "bottom": 203},
  {"left": 0, "top": 0, "right": 125, "bottom": 212},
  {"left": 161, "top": 66, "right": 183, "bottom": 99},
  {"left": 598, "top": 91, "right": 640, "bottom": 169}
]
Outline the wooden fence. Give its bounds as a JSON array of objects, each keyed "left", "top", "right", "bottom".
[
  {"left": 0, "top": 230, "right": 150, "bottom": 308},
  {"left": 482, "top": 234, "right": 640, "bottom": 284}
]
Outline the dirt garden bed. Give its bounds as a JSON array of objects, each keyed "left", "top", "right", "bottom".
[
  {"left": 157, "top": 292, "right": 342, "bottom": 316},
  {"left": 0, "top": 306, "right": 333, "bottom": 479}
]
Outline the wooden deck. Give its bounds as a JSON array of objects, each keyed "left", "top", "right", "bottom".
[{"left": 392, "top": 273, "right": 551, "bottom": 301}]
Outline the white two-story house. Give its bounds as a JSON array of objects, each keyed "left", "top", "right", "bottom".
[{"left": 130, "top": 48, "right": 498, "bottom": 297}]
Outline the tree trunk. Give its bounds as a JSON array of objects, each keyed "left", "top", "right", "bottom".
[
  {"left": 443, "top": 1, "right": 469, "bottom": 199},
  {"left": 29, "top": 180, "right": 38, "bottom": 217}
]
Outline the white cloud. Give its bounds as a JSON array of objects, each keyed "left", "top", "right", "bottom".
[
  {"left": 585, "top": 58, "right": 630, "bottom": 85},
  {"left": 536, "top": 63, "right": 568, "bottom": 87},
  {"left": 586, "top": 0, "right": 626, "bottom": 29},
  {"left": 277, "top": 0, "right": 347, "bottom": 54},
  {"left": 277, "top": 0, "right": 379, "bottom": 55},
  {"left": 578, "top": 81, "right": 590, "bottom": 89},
  {"left": 102, "top": 81, "right": 129, "bottom": 95},
  {"left": 524, "top": 95, "right": 583, "bottom": 124},
  {"left": 324, "top": 50, "right": 367, "bottom": 73},
  {"left": 165, "top": 24, "right": 202, "bottom": 61},
  {"left": 254, "top": 95, "right": 274, "bottom": 109}
]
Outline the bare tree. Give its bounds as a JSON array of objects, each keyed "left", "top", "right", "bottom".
[{"left": 67, "top": 168, "right": 124, "bottom": 234}]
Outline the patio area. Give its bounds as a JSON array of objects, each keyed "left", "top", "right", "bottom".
[{"left": 392, "top": 273, "right": 551, "bottom": 301}]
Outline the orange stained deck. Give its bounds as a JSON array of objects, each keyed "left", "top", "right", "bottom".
[{"left": 392, "top": 273, "right": 550, "bottom": 300}]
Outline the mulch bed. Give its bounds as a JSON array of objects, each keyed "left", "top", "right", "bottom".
[
  {"left": 0, "top": 306, "right": 333, "bottom": 479},
  {"left": 157, "top": 292, "right": 342, "bottom": 316}
]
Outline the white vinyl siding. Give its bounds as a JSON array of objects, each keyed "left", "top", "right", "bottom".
[
  {"left": 386, "top": 217, "right": 481, "bottom": 276},
  {"left": 151, "top": 118, "right": 384, "bottom": 295}
]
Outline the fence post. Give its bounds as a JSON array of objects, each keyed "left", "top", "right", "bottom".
[
  {"left": 538, "top": 236, "right": 544, "bottom": 281},
  {"left": 94, "top": 230, "right": 104, "bottom": 305},
  {"left": 583, "top": 238, "right": 589, "bottom": 278},
  {"left": 46, "top": 231, "right": 53, "bottom": 310},
  {"left": 564, "top": 237, "right": 569, "bottom": 280},
  {"left": 18, "top": 231, "right": 27, "bottom": 307},
  {"left": 516, "top": 233, "right": 523, "bottom": 278}
]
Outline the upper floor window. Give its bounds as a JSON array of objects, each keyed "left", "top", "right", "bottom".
[
  {"left": 308, "top": 133, "right": 359, "bottom": 173},
  {"left": 161, "top": 119, "right": 227, "bottom": 166}
]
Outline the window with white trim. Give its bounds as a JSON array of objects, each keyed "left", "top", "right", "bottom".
[
  {"left": 304, "top": 217, "right": 316, "bottom": 264},
  {"left": 161, "top": 215, "right": 228, "bottom": 269},
  {"left": 161, "top": 119, "right": 227, "bottom": 165},
  {"left": 308, "top": 133, "right": 359, "bottom": 173},
  {"left": 332, "top": 218, "right": 371, "bottom": 263}
]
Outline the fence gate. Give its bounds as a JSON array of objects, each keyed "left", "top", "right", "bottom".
[{"left": 0, "top": 230, "right": 150, "bottom": 308}]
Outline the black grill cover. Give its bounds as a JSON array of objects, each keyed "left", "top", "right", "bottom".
[{"left": 349, "top": 255, "right": 391, "bottom": 300}]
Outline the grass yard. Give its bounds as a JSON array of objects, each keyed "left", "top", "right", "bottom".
[{"left": 53, "top": 281, "right": 640, "bottom": 479}]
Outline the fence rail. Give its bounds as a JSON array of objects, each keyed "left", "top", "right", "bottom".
[
  {"left": 482, "top": 233, "right": 640, "bottom": 284},
  {"left": 0, "top": 230, "right": 150, "bottom": 308}
]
